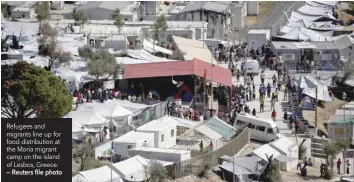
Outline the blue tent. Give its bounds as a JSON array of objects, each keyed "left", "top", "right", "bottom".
[
  {"left": 182, "top": 92, "right": 193, "bottom": 102},
  {"left": 122, "top": 88, "right": 133, "bottom": 94},
  {"left": 299, "top": 96, "right": 315, "bottom": 110}
]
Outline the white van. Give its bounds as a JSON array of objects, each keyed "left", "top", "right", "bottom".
[
  {"left": 243, "top": 60, "right": 259, "bottom": 76},
  {"left": 234, "top": 114, "right": 282, "bottom": 142}
]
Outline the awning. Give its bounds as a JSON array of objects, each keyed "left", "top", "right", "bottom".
[{"left": 123, "top": 58, "right": 232, "bottom": 86}]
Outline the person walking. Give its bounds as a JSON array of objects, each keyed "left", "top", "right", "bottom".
[
  {"left": 337, "top": 158, "right": 342, "bottom": 174},
  {"left": 199, "top": 141, "right": 204, "bottom": 153},
  {"left": 267, "top": 83, "right": 271, "bottom": 98},
  {"left": 283, "top": 87, "right": 288, "bottom": 101},
  {"left": 260, "top": 71, "right": 266, "bottom": 85},
  {"left": 209, "top": 141, "right": 214, "bottom": 152},
  {"left": 260, "top": 96, "right": 264, "bottom": 113},
  {"left": 271, "top": 109, "right": 276, "bottom": 121},
  {"left": 346, "top": 159, "right": 350, "bottom": 174}
]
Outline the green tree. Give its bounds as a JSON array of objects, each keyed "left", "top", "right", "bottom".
[
  {"left": 111, "top": 8, "right": 124, "bottom": 33},
  {"left": 1, "top": 3, "right": 9, "bottom": 18},
  {"left": 72, "top": 8, "right": 88, "bottom": 27},
  {"left": 78, "top": 45, "right": 93, "bottom": 62},
  {"left": 323, "top": 140, "right": 349, "bottom": 179},
  {"left": 349, "top": 2, "right": 354, "bottom": 12},
  {"left": 1, "top": 61, "right": 72, "bottom": 118},
  {"left": 259, "top": 154, "right": 282, "bottom": 182},
  {"left": 153, "top": 14, "right": 168, "bottom": 53},
  {"left": 35, "top": 2, "right": 51, "bottom": 31},
  {"left": 37, "top": 22, "right": 71, "bottom": 71},
  {"left": 87, "top": 49, "right": 119, "bottom": 80},
  {"left": 145, "top": 161, "right": 168, "bottom": 182}
]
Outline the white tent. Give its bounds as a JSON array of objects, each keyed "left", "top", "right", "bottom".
[
  {"left": 72, "top": 122, "right": 84, "bottom": 140},
  {"left": 111, "top": 155, "right": 172, "bottom": 181},
  {"left": 294, "top": 75, "right": 333, "bottom": 101},
  {"left": 67, "top": 110, "right": 108, "bottom": 131},
  {"left": 78, "top": 100, "right": 134, "bottom": 126},
  {"left": 72, "top": 155, "right": 172, "bottom": 182},
  {"left": 278, "top": 26, "right": 331, "bottom": 41},
  {"left": 172, "top": 36, "right": 218, "bottom": 65},
  {"left": 142, "top": 39, "right": 173, "bottom": 55},
  {"left": 72, "top": 165, "right": 123, "bottom": 182},
  {"left": 114, "top": 99, "right": 153, "bottom": 114},
  {"left": 126, "top": 49, "right": 174, "bottom": 62}
]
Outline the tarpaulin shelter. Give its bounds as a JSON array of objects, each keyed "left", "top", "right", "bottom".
[{"left": 294, "top": 75, "right": 333, "bottom": 101}]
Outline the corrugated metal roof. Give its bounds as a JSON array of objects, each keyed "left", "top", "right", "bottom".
[
  {"left": 123, "top": 58, "right": 232, "bottom": 86},
  {"left": 170, "top": 6, "right": 186, "bottom": 14},
  {"left": 105, "top": 35, "right": 128, "bottom": 41},
  {"left": 248, "top": 29, "right": 270, "bottom": 34},
  {"left": 333, "top": 35, "right": 353, "bottom": 50},
  {"left": 272, "top": 41, "right": 338, "bottom": 50},
  {"left": 311, "top": 41, "right": 338, "bottom": 49},
  {"left": 77, "top": 1, "right": 133, "bottom": 11},
  {"left": 180, "top": 1, "right": 230, "bottom": 14},
  {"left": 271, "top": 41, "right": 298, "bottom": 49},
  {"left": 12, "top": 7, "right": 32, "bottom": 12}
]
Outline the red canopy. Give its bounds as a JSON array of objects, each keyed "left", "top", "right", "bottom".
[{"left": 123, "top": 58, "right": 232, "bottom": 86}]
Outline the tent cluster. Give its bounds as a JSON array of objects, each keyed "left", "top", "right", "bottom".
[
  {"left": 72, "top": 155, "right": 173, "bottom": 182},
  {"left": 67, "top": 99, "right": 154, "bottom": 140},
  {"left": 277, "top": 1, "right": 345, "bottom": 41}
]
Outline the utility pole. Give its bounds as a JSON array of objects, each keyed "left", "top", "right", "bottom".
[
  {"left": 315, "top": 86, "right": 318, "bottom": 138},
  {"left": 202, "top": 1, "right": 204, "bottom": 49},
  {"left": 210, "top": 51, "right": 214, "bottom": 111},
  {"left": 203, "top": 69, "right": 206, "bottom": 114}
]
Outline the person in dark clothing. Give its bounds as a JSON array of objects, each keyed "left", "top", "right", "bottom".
[
  {"left": 252, "top": 108, "right": 256, "bottom": 116},
  {"left": 267, "top": 83, "right": 271, "bottom": 98},
  {"left": 337, "top": 158, "right": 342, "bottom": 174}
]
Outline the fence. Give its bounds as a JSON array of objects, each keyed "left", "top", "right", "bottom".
[
  {"left": 131, "top": 101, "right": 168, "bottom": 128},
  {"left": 169, "top": 128, "right": 250, "bottom": 179}
]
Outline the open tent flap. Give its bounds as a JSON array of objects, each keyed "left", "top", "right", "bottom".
[{"left": 294, "top": 75, "right": 333, "bottom": 101}]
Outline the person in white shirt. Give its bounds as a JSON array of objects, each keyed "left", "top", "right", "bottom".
[
  {"left": 132, "top": 95, "right": 137, "bottom": 102},
  {"left": 128, "top": 95, "right": 132, "bottom": 101},
  {"left": 260, "top": 71, "right": 266, "bottom": 85}
]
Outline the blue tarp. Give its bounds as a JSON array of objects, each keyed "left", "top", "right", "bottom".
[{"left": 299, "top": 96, "right": 315, "bottom": 110}]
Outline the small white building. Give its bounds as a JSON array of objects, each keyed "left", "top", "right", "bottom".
[
  {"left": 136, "top": 117, "right": 177, "bottom": 148},
  {"left": 103, "top": 35, "right": 129, "bottom": 50},
  {"left": 76, "top": 1, "right": 140, "bottom": 21},
  {"left": 249, "top": 143, "right": 298, "bottom": 171},
  {"left": 230, "top": 1, "right": 248, "bottom": 29},
  {"left": 146, "top": 28, "right": 205, "bottom": 45},
  {"left": 247, "top": 1, "right": 259, "bottom": 15},
  {"left": 129, "top": 146, "right": 191, "bottom": 162},
  {"left": 269, "top": 137, "right": 298, "bottom": 171},
  {"left": 113, "top": 131, "right": 155, "bottom": 158},
  {"left": 247, "top": 29, "right": 271, "bottom": 49},
  {"left": 10, "top": 1, "right": 36, "bottom": 19},
  {"left": 328, "top": 114, "right": 354, "bottom": 142},
  {"left": 11, "top": 7, "right": 35, "bottom": 19}
]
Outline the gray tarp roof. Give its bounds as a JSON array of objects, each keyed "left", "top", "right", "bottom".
[{"left": 219, "top": 155, "right": 268, "bottom": 175}]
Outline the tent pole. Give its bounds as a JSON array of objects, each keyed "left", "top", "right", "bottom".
[{"left": 315, "top": 86, "right": 318, "bottom": 137}]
